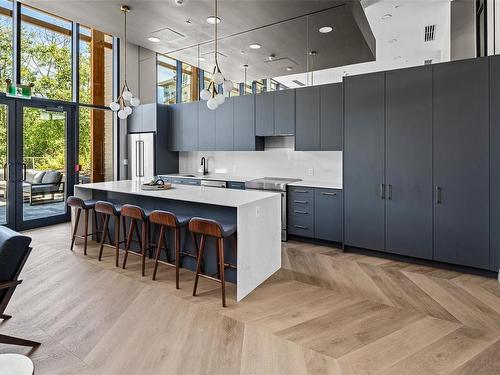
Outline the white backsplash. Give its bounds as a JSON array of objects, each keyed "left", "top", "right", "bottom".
[{"left": 179, "top": 148, "right": 343, "bottom": 184}]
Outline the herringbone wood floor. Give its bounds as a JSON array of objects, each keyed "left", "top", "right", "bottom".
[{"left": 1, "top": 223, "right": 499, "bottom": 374}]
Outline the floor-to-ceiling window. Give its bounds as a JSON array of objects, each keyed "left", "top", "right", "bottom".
[
  {"left": 157, "top": 55, "right": 177, "bottom": 104},
  {"left": 20, "top": 4, "right": 72, "bottom": 100},
  {"left": 0, "top": 0, "right": 13, "bottom": 89}
]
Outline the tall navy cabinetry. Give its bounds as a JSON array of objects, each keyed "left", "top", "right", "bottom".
[
  {"left": 385, "top": 66, "right": 433, "bottom": 259},
  {"left": 490, "top": 55, "right": 500, "bottom": 272},
  {"left": 197, "top": 100, "right": 216, "bottom": 151},
  {"left": 343, "top": 72, "right": 385, "bottom": 251},
  {"left": 295, "top": 86, "right": 321, "bottom": 151},
  {"left": 234, "top": 95, "right": 263, "bottom": 151},
  {"left": 433, "top": 58, "right": 490, "bottom": 269},
  {"left": 215, "top": 97, "right": 234, "bottom": 151}
]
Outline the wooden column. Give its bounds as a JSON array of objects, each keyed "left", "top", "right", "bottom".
[
  {"left": 190, "top": 67, "right": 199, "bottom": 101},
  {"left": 90, "top": 29, "right": 105, "bottom": 183}
]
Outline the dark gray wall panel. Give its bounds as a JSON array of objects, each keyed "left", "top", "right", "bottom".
[
  {"left": 320, "top": 83, "right": 343, "bottom": 151},
  {"left": 182, "top": 101, "right": 199, "bottom": 151},
  {"left": 385, "top": 66, "right": 433, "bottom": 260},
  {"left": 215, "top": 97, "right": 234, "bottom": 151},
  {"left": 256, "top": 91, "right": 274, "bottom": 136},
  {"left": 234, "top": 94, "right": 258, "bottom": 151},
  {"left": 198, "top": 101, "right": 216, "bottom": 151},
  {"left": 274, "top": 89, "right": 295, "bottom": 135},
  {"left": 343, "top": 72, "right": 385, "bottom": 251},
  {"left": 295, "top": 86, "right": 320, "bottom": 151},
  {"left": 490, "top": 55, "right": 500, "bottom": 271},
  {"left": 433, "top": 57, "right": 489, "bottom": 269}
]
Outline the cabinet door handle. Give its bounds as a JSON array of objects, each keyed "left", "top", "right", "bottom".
[
  {"left": 294, "top": 210, "right": 308, "bottom": 215},
  {"left": 387, "top": 184, "right": 392, "bottom": 200},
  {"left": 380, "top": 184, "right": 385, "bottom": 199},
  {"left": 321, "top": 192, "right": 337, "bottom": 196},
  {"left": 294, "top": 225, "right": 308, "bottom": 229},
  {"left": 294, "top": 190, "right": 308, "bottom": 194},
  {"left": 294, "top": 200, "right": 307, "bottom": 204},
  {"left": 435, "top": 186, "right": 442, "bottom": 204}
]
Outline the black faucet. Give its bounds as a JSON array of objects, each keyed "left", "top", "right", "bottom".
[{"left": 200, "top": 157, "right": 208, "bottom": 175}]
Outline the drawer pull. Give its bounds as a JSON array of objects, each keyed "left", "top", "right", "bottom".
[
  {"left": 294, "top": 210, "right": 308, "bottom": 215},
  {"left": 294, "top": 225, "right": 308, "bottom": 229},
  {"left": 293, "top": 200, "right": 308, "bottom": 204},
  {"left": 188, "top": 181, "right": 198, "bottom": 185},
  {"left": 294, "top": 190, "right": 309, "bottom": 193},
  {"left": 321, "top": 192, "right": 337, "bottom": 196}
]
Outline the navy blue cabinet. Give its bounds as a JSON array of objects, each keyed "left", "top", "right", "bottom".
[
  {"left": 343, "top": 72, "right": 386, "bottom": 251},
  {"left": 295, "top": 86, "right": 320, "bottom": 151},
  {"left": 274, "top": 89, "right": 295, "bottom": 135},
  {"left": 433, "top": 58, "right": 490, "bottom": 269},
  {"left": 256, "top": 91, "right": 274, "bottom": 136},
  {"left": 320, "top": 83, "right": 342, "bottom": 151},
  {"left": 227, "top": 181, "right": 245, "bottom": 190},
  {"left": 314, "top": 189, "right": 342, "bottom": 242},
  {"left": 198, "top": 101, "right": 216, "bottom": 151},
  {"left": 182, "top": 101, "right": 198, "bottom": 151},
  {"left": 168, "top": 103, "right": 182, "bottom": 151},
  {"left": 233, "top": 95, "right": 263, "bottom": 151},
  {"left": 491, "top": 55, "right": 500, "bottom": 272},
  {"left": 215, "top": 97, "right": 234, "bottom": 151}
]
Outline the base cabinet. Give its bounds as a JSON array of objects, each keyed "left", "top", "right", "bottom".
[{"left": 287, "top": 186, "right": 342, "bottom": 242}]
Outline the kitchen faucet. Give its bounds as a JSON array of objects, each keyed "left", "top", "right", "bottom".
[{"left": 200, "top": 157, "right": 208, "bottom": 175}]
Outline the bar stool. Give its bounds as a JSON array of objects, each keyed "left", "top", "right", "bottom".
[
  {"left": 67, "top": 196, "right": 100, "bottom": 256},
  {"left": 121, "top": 204, "right": 150, "bottom": 276},
  {"left": 149, "top": 210, "right": 192, "bottom": 289},
  {"left": 94, "top": 201, "right": 127, "bottom": 267},
  {"left": 189, "top": 217, "right": 237, "bottom": 307}
]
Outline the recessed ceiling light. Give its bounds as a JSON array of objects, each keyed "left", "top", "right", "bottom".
[
  {"left": 319, "top": 26, "right": 333, "bottom": 34},
  {"left": 249, "top": 43, "right": 261, "bottom": 49},
  {"left": 388, "top": 38, "right": 397, "bottom": 43},
  {"left": 148, "top": 37, "right": 161, "bottom": 43},
  {"left": 206, "top": 16, "right": 221, "bottom": 24},
  {"left": 381, "top": 14, "right": 392, "bottom": 20},
  {"left": 198, "top": 56, "right": 206, "bottom": 61},
  {"left": 286, "top": 66, "right": 293, "bottom": 71}
]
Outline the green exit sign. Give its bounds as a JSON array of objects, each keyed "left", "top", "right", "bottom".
[{"left": 5, "top": 79, "right": 33, "bottom": 99}]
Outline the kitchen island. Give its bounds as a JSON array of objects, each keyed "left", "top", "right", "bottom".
[{"left": 74, "top": 180, "right": 281, "bottom": 301}]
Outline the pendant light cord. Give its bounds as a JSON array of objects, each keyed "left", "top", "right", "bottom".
[
  {"left": 214, "top": 0, "right": 218, "bottom": 71},
  {"left": 124, "top": 8, "right": 127, "bottom": 87}
]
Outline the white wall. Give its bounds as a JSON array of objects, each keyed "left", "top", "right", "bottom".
[{"left": 179, "top": 147, "right": 343, "bottom": 184}]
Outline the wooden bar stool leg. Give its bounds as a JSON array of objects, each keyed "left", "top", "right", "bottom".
[
  {"left": 141, "top": 221, "right": 147, "bottom": 276},
  {"left": 105, "top": 213, "right": 113, "bottom": 245},
  {"left": 122, "top": 219, "right": 136, "bottom": 269},
  {"left": 152, "top": 225, "right": 165, "bottom": 281},
  {"left": 98, "top": 214, "right": 110, "bottom": 261},
  {"left": 175, "top": 227, "right": 180, "bottom": 289},
  {"left": 71, "top": 208, "right": 81, "bottom": 251},
  {"left": 192, "top": 235, "right": 206, "bottom": 297},
  {"left": 93, "top": 209, "right": 100, "bottom": 243},
  {"left": 216, "top": 240, "right": 221, "bottom": 279},
  {"left": 218, "top": 238, "right": 226, "bottom": 307},
  {"left": 114, "top": 216, "right": 121, "bottom": 267},
  {"left": 83, "top": 209, "right": 89, "bottom": 256}
]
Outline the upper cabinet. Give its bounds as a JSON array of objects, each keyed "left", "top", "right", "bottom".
[
  {"left": 274, "top": 90, "right": 295, "bottom": 135},
  {"left": 295, "top": 83, "right": 342, "bottom": 151},
  {"left": 234, "top": 95, "right": 263, "bottom": 151},
  {"left": 215, "top": 97, "right": 234, "bottom": 151},
  {"left": 256, "top": 91, "right": 275, "bottom": 136},
  {"left": 198, "top": 100, "right": 216, "bottom": 151}
]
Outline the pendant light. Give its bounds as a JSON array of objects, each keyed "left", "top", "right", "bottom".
[
  {"left": 199, "top": 0, "right": 233, "bottom": 110},
  {"left": 109, "top": 5, "right": 140, "bottom": 119}
]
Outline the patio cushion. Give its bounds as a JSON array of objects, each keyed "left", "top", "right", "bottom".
[
  {"left": 41, "top": 171, "right": 62, "bottom": 184},
  {"left": 25, "top": 170, "right": 46, "bottom": 184},
  {"left": 33, "top": 171, "right": 46, "bottom": 184}
]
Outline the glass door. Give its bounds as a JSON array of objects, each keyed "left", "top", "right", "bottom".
[
  {"left": 0, "top": 98, "right": 15, "bottom": 229},
  {"left": 15, "top": 103, "right": 75, "bottom": 230}
]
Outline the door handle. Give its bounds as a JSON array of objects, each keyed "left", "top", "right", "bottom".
[
  {"left": 135, "top": 141, "right": 140, "bottom": 177},
  {"left": 321, "top": 192, "right": 337, "bottom": 196},
  {"left": 294, "top": 210, "right": 308, "bottom": 215},
  {"left": 435, "top": 186, "right": 442, "bottom": 204},
  {"left": 22, "top": 163, "right": 27, "bottom": 182},
  {"left": 380, "top": 184, "right": 385, "bottom": 199},
  {"left": 138, "top": 140, "right": 145, "bottom": 177},
  {"left": 3, "top": 163, "right": 7, "bottom": 181},
  {"left": 387, "top": 184, "right": 392, "bottom": 200},
  {"left": 293, "top": 200, "right": 307, "bottom": 204}
]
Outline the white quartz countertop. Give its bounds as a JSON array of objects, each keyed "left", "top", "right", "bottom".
[
  {"left": 75, "top": 180, "right": 280, "bottom": 208},
  {"left": 160, "top": 173, "right": 257, "bottom": 183},
  {"left": 288, "top": 180, "right": 343, "bottom": 189}
]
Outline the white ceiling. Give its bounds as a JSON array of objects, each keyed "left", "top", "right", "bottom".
[{"left": 275, "top": 0, "right": 452, "bottom": 88}]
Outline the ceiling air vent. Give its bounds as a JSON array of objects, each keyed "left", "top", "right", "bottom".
[
  {"left": 292, "top": 80, "right": 305, "bottom": 87},
  {"left": 424, "top": 59, "right": 433, "bottom": 65},
  {"left": 424, "top": 25, "right": 436, "bottom": 42}
]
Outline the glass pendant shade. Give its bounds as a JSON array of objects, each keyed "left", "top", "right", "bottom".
[
  {"left": 109, "top": 102, "right": 120, "bottom": 111},
  {"left": 207, "top": 97, "right": 218, "bottom": 110},
  {"left": 122, "top": 90, "right": 133, "bottom": 101},
  {"left": 124, "top": 106, "right": 133, "bottom": 115},
  {"left": 215, "top": 92, "right": 225, "bottom": 105},
  {"left": 118, "top": 109, "right": 128, "bottom": 119},
  {"left": 213, "top": 71, "right": 224, "bottom": 85},
  {"left": 200, "top": 89, "right": 211, "bottom": 101},
  {"left": 130, "top": 97, "right": 141, "bottom": 106},
  {"left": 223, "top": 80, "right": 233, "bottom": 93}
]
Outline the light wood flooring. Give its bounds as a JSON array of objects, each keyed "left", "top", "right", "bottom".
[{"left": 1, "top": 223, "right": 500, "bottom": 374}]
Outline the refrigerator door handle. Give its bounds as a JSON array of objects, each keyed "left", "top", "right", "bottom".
[
  {"left": 138, "top": 140, "right": 145, "bottom": 177},
  {"left": 135, "top": 140, "right": 140, "bottom": 177}
]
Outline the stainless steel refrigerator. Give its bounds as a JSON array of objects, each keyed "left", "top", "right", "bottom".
[{"left": 128, "top": 132, "right": 155, "bottom": 182}]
